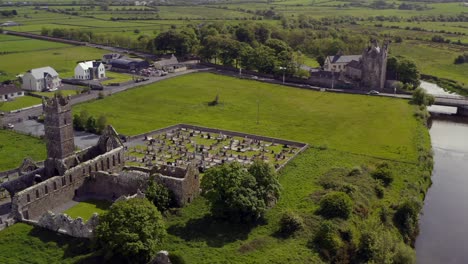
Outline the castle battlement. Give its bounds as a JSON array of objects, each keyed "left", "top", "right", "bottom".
[{"left": 42, "top": 95, "right": 72, "bottom": 113}]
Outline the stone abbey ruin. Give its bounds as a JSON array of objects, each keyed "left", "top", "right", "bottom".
[{"left": 0, "top": 94, "right": 306, "bottom": 237}]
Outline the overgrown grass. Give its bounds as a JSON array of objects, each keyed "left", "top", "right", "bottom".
[
  {"left": 0, "top": 223, "right": 96, "bottom": 264},
  {"left": 0, "top": 129, "right": 45, "bottom": 171},
  {"left": 63, "top": 199, "right": 112, "bottom": 221}
]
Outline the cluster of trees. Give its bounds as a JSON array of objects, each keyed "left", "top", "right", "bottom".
[
  {"left": 454, "top": 54, "right": 468, "bottom": 64},
  {"left": 0, "top": 9, "right": 17, "bottom": 17},
  {"left": 201, "top": 160, "right": 281, "bottom": 223},
  {"left": 72, "top": 110, "right": 107, "bottom": 134},
  {"left": 387, "top": 56, "right": 420, "bottom": 89}
]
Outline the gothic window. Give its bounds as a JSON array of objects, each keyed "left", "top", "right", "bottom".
[
  {"left": 69, "top": 175, "right": 73, "bottom": 183},
  {"left": 35, "top": 190, "right": 39, "bottom": 199},
  {"left": 62, "top": 177, "right": 66, "bottom": 186},
  {"left": 107, "top": 157, "right": 110, "bottom": 169},
  {"left": 27, "top": 194, "right": 30, "bottom": 203},
  {"left": 89, "top": 165, "right": 92, "bottom": 172},
  {"left": 113, "top": 156, "right": 116, "bottom": 167},
  {"left": 45, "top": 185, "right": 48, "bottom": 194},
  {"left": 53, "top": 182, "right": 57, "bottom": 190}
]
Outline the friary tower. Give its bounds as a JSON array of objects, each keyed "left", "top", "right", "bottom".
[
  {"left": 360, "top": 40, "right": 389, "bottom": 90},
  {"left": 43, "top": 95, "right": 75, "bottom": 177}
]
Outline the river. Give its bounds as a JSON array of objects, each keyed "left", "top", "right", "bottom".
[{"left": 415, "top": 81, "right": 468, "bottom": 263}]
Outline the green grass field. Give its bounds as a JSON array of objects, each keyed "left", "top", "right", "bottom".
[
  {"left": 0, "top": 96, "right": 42, "bottom": 112},
  {"left": 64, "top": 200, "right": 112, "bottom": 221},
  {"left": 0, "top": 34, "right": 71, "bottom": 53},
  {"left": 0, "top": 44, "right": 108, "bottom": 81},
  {"left": 0, "top": 71, "right": 430, "bottom": 263},
  {"left": 101, "top": 71, "right": 134, "bottom": 85},
  {"left": 0, "top": 130, "right": 45, "bottom": 171},
  {"left": 76, "top": 72, "right": 421, "bottom": 162}
]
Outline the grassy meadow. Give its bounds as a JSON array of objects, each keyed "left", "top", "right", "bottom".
[
  {"left": 0, "top": 72, "right": 430, "bottom": 263},
  {"left": 0, "top": 129, "right": 45, "bottom": 171}
]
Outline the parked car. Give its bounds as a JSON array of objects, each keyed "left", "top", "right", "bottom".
[
  {"left": 6, "top": 123, "right": 14, "bottom": 129},
  {"left": 368, "top": 90, "right": 380, "bottom": 95}
]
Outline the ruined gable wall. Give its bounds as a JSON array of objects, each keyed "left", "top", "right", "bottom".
[
  {"left": 155, "top": 165, "right": 200, "bottom": 206},
  {"left": 78, "top": 170, "right": 149, "bottom": 200},
  {"left": 11, "top": 147, "right": 125, "bottom": 220}
]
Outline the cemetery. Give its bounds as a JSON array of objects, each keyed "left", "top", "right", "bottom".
[{"left": 125, "top": 124, "right": 308, "bottom": 172}]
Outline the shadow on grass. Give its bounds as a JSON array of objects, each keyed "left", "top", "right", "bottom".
[
  {"left": 27, "top": 225, "right": 103, "bottom": 263},
  {"left": 167, "top": 214, "right": 263, "bottom": 248}
]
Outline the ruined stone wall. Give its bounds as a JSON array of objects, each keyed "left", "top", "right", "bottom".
[
  {"left": 78, "top": 170, "right": 149, "bottom": 200},
  {"left": 154, "top": 164, "right": 200, "bottom": 206},
  {"left": 36, "top": 211, "right": 99, "bottom": 238},
  {"left": 11, "top": 147, "right": 124, "bottom": 220}
]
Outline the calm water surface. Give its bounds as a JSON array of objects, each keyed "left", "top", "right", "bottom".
[{"left": 416, "top": 82, "right": 468, "bottom": 263}]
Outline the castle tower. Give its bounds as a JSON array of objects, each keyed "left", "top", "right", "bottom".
[
  {"left": 360, "top": 40, "right": 389, "bottom": 90},
  {"left": 43, "top": 95, "right": 75, "bottom": 160}
]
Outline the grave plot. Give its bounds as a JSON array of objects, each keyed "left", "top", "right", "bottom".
[{"left": 125, "top": 125, "right": 307, "bottom": 172}]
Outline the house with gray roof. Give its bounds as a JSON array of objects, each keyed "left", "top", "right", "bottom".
[
  {"left": 21, "top": 66, "right": 61, "bottom": 91},
  {"left": 0, "top": 84, "right": 24, "bottom": 102},
  {"left": 324, "top": 54, "right": 362, "bottom": 72}
]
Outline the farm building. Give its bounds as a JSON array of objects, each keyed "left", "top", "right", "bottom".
[
  {"left": 21, "top": 66, "right": 61, "bottom": 92},
  {"left": 102, "top": 53, "right": 124, "bottom": 64},
  {"left": 74, "top": 61, "right": 106, "bottom": 80},
  {"left": 0, "top": 84, "right": 24, "bottom": 102},
  {"left": 109, "top": 58, "right": 150, "bottom": 72}
]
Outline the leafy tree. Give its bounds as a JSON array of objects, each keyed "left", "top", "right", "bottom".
[
  {"left": 397, "top": 59, "right": 420, "bottom": 88},
  {"left": 96, "top": 115, "right": 107, "bottom": 134},
  {"left": 201, "top": 161, "right": 280, "bottom": 223},
  {"left": 73, "top": 114, "right": 84, "bottom": 131},
  {"left": 235, "top": 26, "right": 255, "bottom": 43},
  {"left": 318, "top": 191, "right": 353, "bottom": 219},
  {"left": 251, "top": 45, "right": 277, "bottom": 74},
  {"left": 86, "top": 116, "right": 97, "bottom": 133},
  {"left": 95, "top": 198, "right": 166, "bottom": 264},
  {"left": 412, "top": 87, "right": 435, "bottom": 106},
  {"left": 394, "top": 199, "right": 422, "bottom": 244},
  {"left": 146, "top": 175, "right": 174, "bottom": 213}
]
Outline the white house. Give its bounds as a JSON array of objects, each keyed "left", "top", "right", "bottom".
[
  {"left": 324, "top": 54, "right": 362, "bottom": 72},
  {"left": 74, "top": 61, "right": 106, "bottom": 80},
  {"left": 21, "top": 66, "right": 61, "bottom": 91},
  {"left": 0, "top": 84, "right": 24, "bottom": 102}
]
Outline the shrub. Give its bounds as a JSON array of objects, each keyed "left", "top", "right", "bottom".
[
  {"left": 348, "top": 166, "right": 362, "bottom": 176},
  {"left": 314, "top": 220, "right": 342, "bottom": 257},
  {"left": 371, "top": 163, "right": 393, "bottom": 186},
  {"left": 278, "top": 211, "right": 304, "bottom": 236},
  {"left": 411, "top": 87, "right": 435, "bottom": 106},
  {"left": 318, "top": 191, "right": 353, "bottom": 219},
  {"left": 393, "top": 242, "right": 416, "bottom": 264},
  {"left": 169, "top": 252, "right": 187, "bottom": 264},
  {"left": 375, "top": 185, "right": 384, "bottom": 198},
  {"left": 394, "top": 199, "right": 422, "bottom": 245}
]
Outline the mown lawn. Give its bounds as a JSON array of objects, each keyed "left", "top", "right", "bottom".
[
  {"left": 0, "top": 129, "right": 46, "bottom": 171},
  {"left": 0, "top": 96, "right": 42, "bottom": 112},
  {"left": 101, "top": 71, "right": 134, "bottom": 85},
  {"left": 75, "top": 72, "right": 422, "bottom": 163},
  {"left": 32, "top": 90, "right": 79, "bottom": 98},
  {"left": 64, "top": 199, "right": 112, "bottom": 221}
]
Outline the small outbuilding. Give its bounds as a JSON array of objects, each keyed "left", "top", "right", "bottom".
[
  {"left": 0, "top": 84, "right": 24, "bottom": 102},
  {"left": 109, "top": 58, "right": 150, "bottom": 72}
]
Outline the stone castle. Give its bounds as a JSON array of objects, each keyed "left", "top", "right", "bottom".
[
  {"left": 315, "top": 40, "right": 389, "bottom": 90},
  {"left": 0, "top": 95, "right": 200, "bottom": 232}
]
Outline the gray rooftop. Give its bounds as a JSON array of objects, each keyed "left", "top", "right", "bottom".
[
  {"left": 28, "top": 66, "right": 59, "bottom": 79},
  {"left": 328, "top": 55, "right": 362, "bottom": 64}
]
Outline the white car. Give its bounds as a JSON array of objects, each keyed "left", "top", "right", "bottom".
[{"left": 368, "top": 90, "right": 380, "bottom": 95}]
